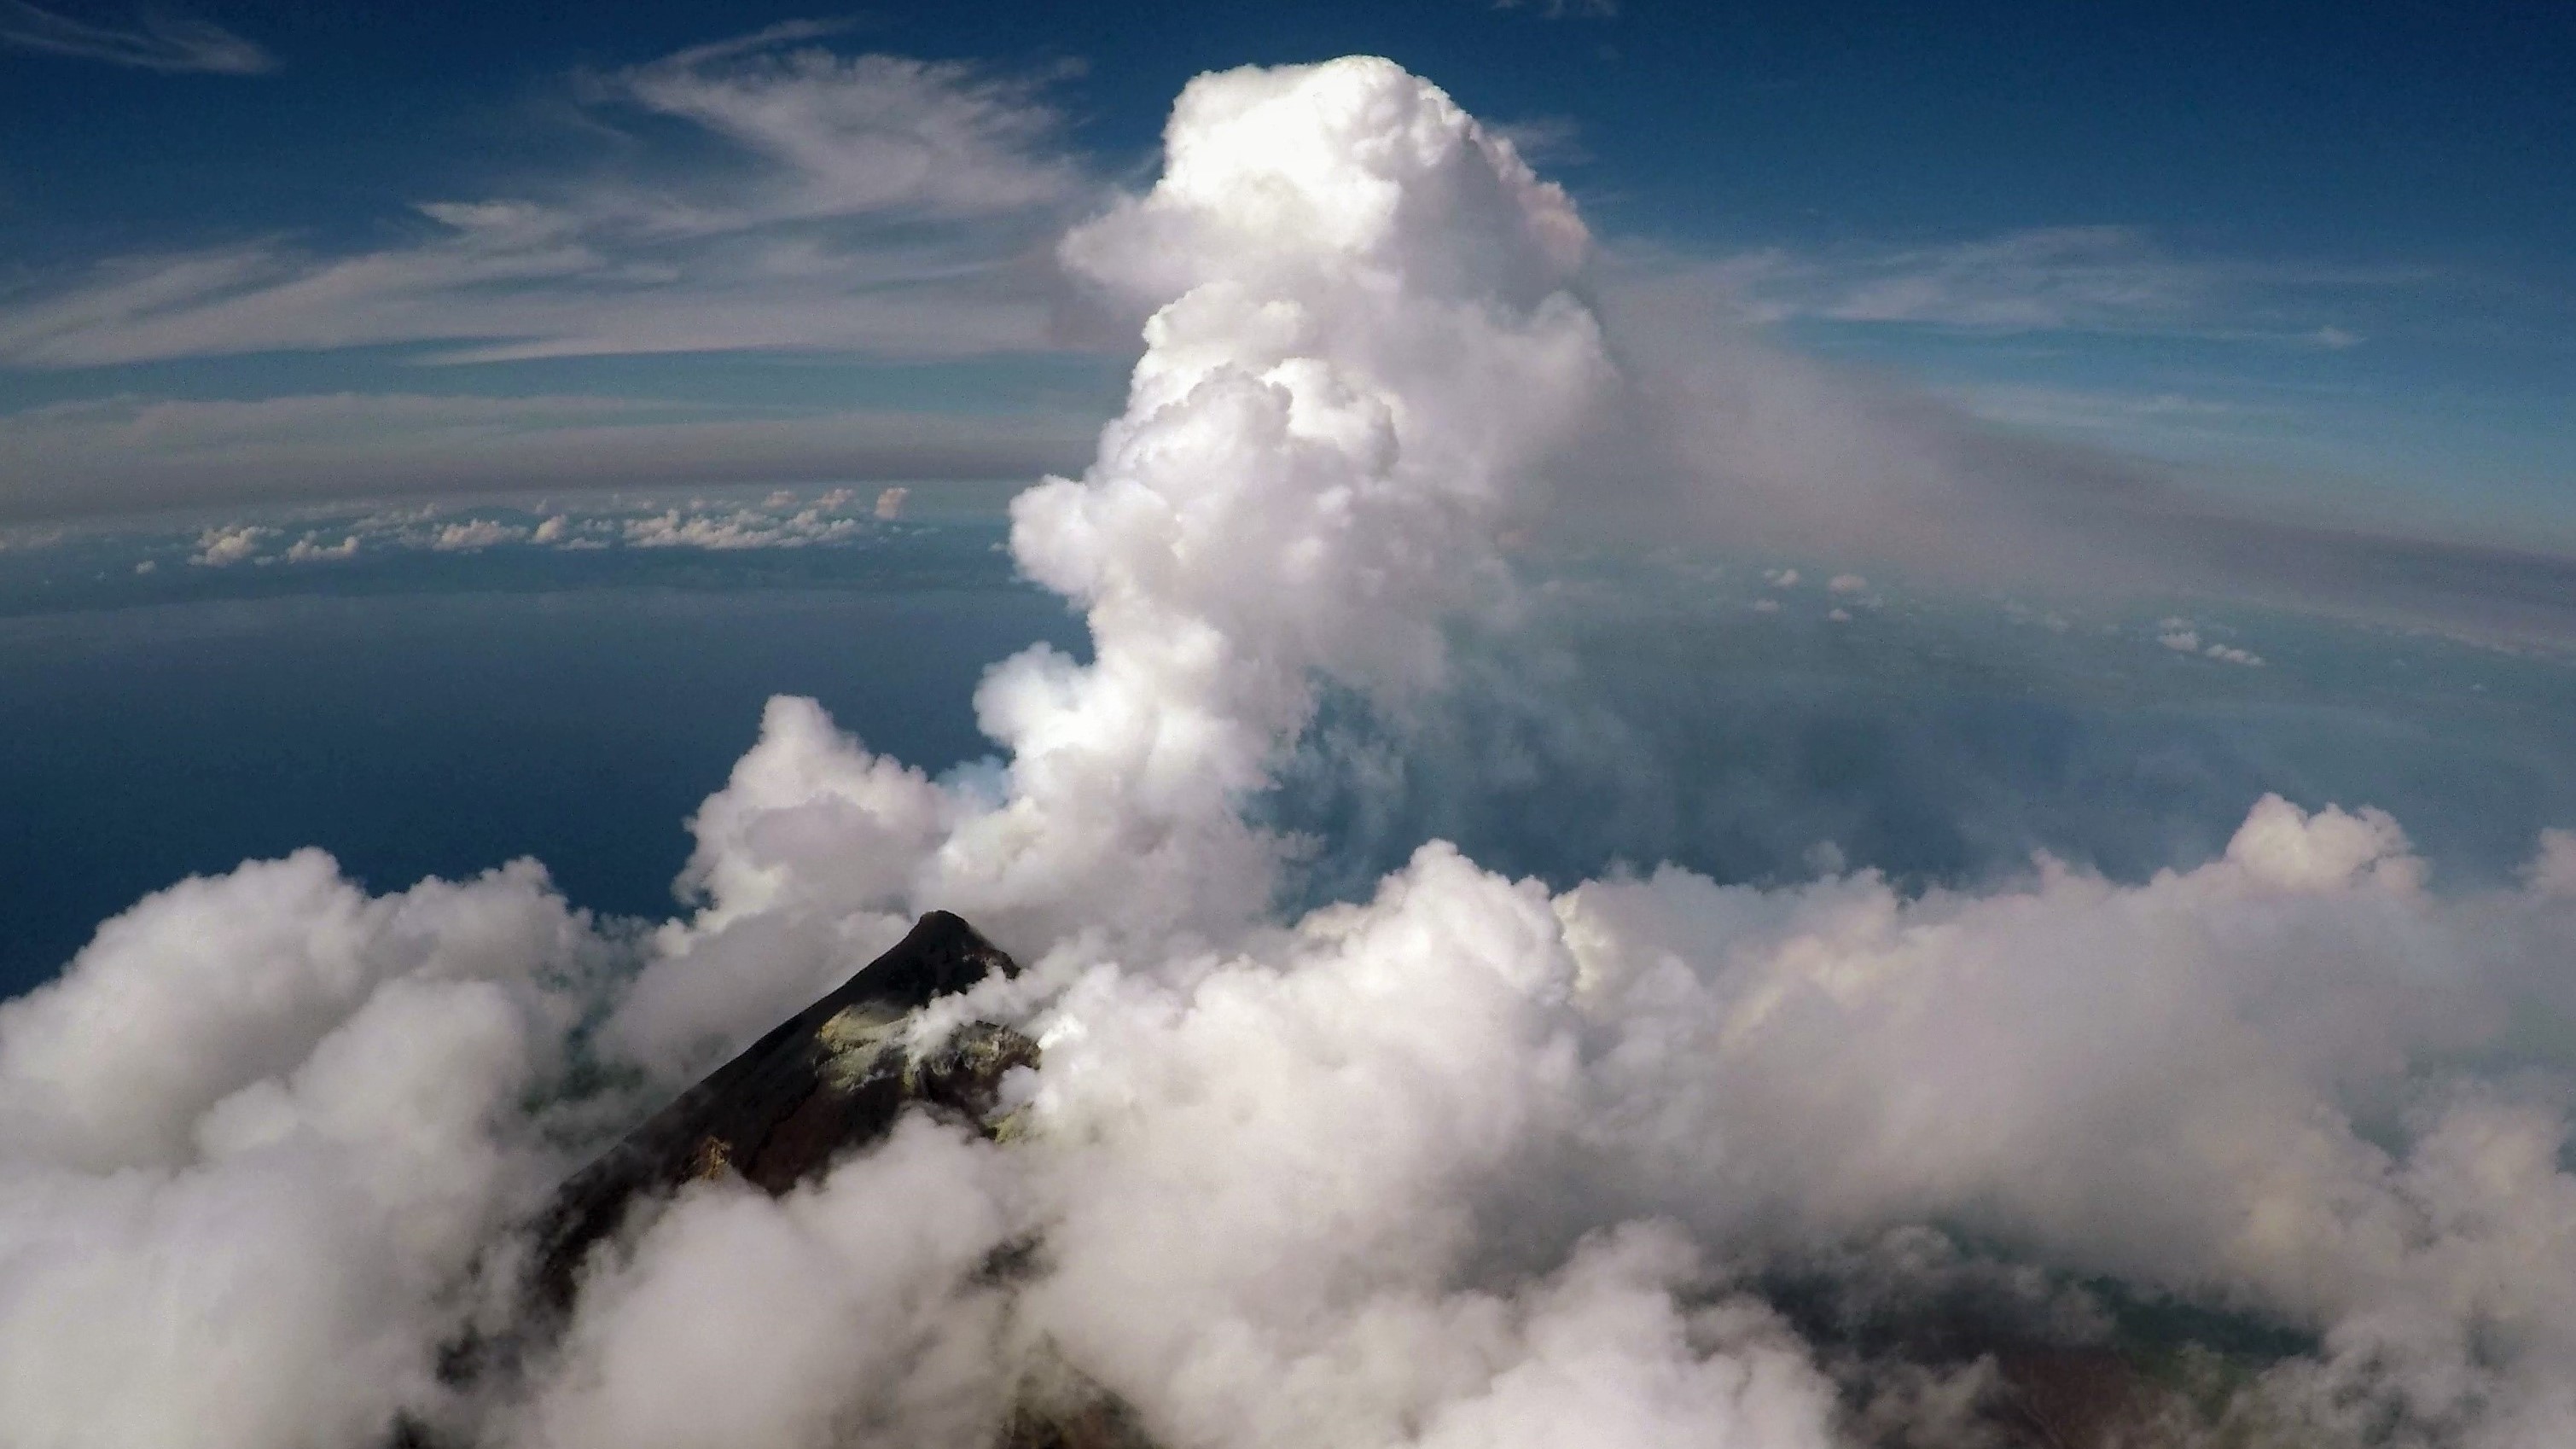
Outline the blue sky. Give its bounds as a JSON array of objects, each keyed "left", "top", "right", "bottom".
[{"left": 2, "top": 0, "right": 2569, "bottom": 541}]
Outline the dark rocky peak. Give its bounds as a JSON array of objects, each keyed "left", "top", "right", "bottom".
[
  {"left": 398, "top": 912, "right": 1048, "bottom": 1449},
  {"left": 526, "top": 909, "right": 1036, "bottom": 1317}
]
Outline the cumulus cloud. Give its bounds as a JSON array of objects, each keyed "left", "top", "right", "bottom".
[
  {"left": 282, "top": 532, "right": 359, "bottom": 562},
  {"left": 61, "top": 491, "right": 923, "bottom": 573},
  {"left": 1550, "top": 800, "right": 2576, "bottom": 1441},
  {"left": 551, "top": 61, "right": 2576, "bottom": 1449},
  {"left": 0, "top": 853, "right": 610, "bottom": 1449},
  {"left": 432, "top": 519, "right": 527, "bottom": 551},
  {"left": 621, "top": 505, "right": 858, "bottom": 550},
  {"left": 2158, "top": 620, "right": 2266, "bottom": 666},
  {"left": 513, "top": 1117, "right": 1021, "bottom": 1449},
  {"left": 6, "top": 53, "right": 2576, "bottom": 1449},
  {"left": 189, "top": 522, "right": 271, "bottom": 566}
]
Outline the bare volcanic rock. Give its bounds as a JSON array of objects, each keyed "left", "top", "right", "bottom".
[
  {"left": 395, "top": 912, "right": 1048, "bottom": 1449},
  {"left": 526, "top": 909, "right": 1036, "bottom": 1317}
]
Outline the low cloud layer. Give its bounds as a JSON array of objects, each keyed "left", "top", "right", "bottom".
[
  {"left": 0, "top": 393, "right": 1096, "bottom": 521},
  {"left": 3, "top": 55, "right": 2575, "bottom": 1449}
]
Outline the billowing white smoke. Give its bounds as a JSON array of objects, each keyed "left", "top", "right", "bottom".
[
  {"left": 605, "top": 56, "right": 1609, "bottom": 1075},
  {"left": 0, "top": 853, "right": 608, "bottom": 1449},
  {"left": 5, "top": 54, "right": 2576, "bottom": 1449}
]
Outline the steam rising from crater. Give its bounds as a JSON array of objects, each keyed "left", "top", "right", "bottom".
[
  {"left": 606, "top": 56, "right": 1611, "bottom": 1068},
  {"left": 5, "top": 55, "right": 2576, "bottom": 1449}
]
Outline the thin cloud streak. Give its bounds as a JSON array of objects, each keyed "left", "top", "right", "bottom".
[
  {"left": 1939, "top": 381, "right": 2287, "bottom": 441},
  {"left": 0, "top": 1, "right": 274, "bottom": 74},
  {"left": 1490, "top": 0, "right": 1621, "bottom": 17},
  {"left": 0, "top": 392, "right": 1097, "bottom": 521},
  {"left": 1649, "top": 226, "right": 2421, "bottom": 343}
]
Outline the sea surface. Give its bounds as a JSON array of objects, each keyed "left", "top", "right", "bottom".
[
  {"left": 5, "top": 514, "right": 2573, "bottom": 998},
  {"left": 0, "top": 521, "right": 1081, "bottom": 994}
]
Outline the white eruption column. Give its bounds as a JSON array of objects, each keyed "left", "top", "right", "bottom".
[
  {"left": 4, "top": 54, "right": 2576, "bottom": 1449},
  {"left": 602, "top": 55, "right": 1610, "bottom": 1069}
]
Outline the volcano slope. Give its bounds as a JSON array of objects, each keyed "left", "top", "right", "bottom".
[
  {"left": 407, "top": 912, "right": 1102, "bottom": 1448},
  {"left": 526, "top": 910, "right": 1036, "bottom": 1318}
]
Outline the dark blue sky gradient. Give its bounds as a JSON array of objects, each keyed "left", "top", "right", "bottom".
[{"left": 8, "top": 1, "right": 2567, "bottom": 259}]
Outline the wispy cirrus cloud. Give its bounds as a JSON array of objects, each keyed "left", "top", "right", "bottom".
[
  {"left": 0, "top": 1, "right": 274, "bottom": 74},
  {"left": 1654, "top": 225, "right": 2415, "bottom": 344},
  {"left": 1807, "top": 225, "right": 2207, "bottom": 330},
  {"left": 1938, "top": 381, "right": 2285, "bottom": 439},
  {"left": 608, "top": 22, "right": 1084, "bottom": 227},
  {"left": 1490, "top": 0, "right": 1620, "bottom": 18},
  {"left": 0, "top": 26, "right": 1095, "bottom": 370}
]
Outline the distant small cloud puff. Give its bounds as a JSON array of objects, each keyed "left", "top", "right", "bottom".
[
  {"left": 189, "top": 524, "right": 272, "bottom": 567},
  {"left": 282, "top": 534, "right": 358, "bottom": 564},
  {"left": 431, "top": 520, "right": 526, "bottom": 552},
  {"left": 2160, "top": 625, "right": 2263, "bottom": 666}
]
